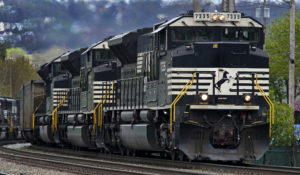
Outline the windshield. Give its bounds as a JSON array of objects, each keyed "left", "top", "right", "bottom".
[
  {"left": 92, "top": 49, "right": 115, "bottom": 66},
  {"left": 170, "top": 27, "right": 260, "bottom": 43},
  {"left": 171, "top": 27, "right": 213, "bottom": 42},
  {"left": 222, "top": 27, "right": 259, "bottom": 42},
  {"left": 93, "top": 49, "right": 114, "bottom": 62}
]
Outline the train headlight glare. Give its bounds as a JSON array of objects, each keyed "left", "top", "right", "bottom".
[
  {"left": 163, "top": 110, "right": 168, "bottom": 115},
  {"left": 201, "top": 94, "right": 208, "bottom": 101},
  {"left": 212, "top": 14, "right": 219, "bottom": 21},
  {"left": 244, "top": 95, "right": 251, "bottom": 102},
  {"left": 219, "top": 15, "right": 225, "bottom": 21}
]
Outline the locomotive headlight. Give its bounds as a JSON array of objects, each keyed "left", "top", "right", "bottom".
[
  {"left": 243, "top": 94, "right": 252, "bottom": 103},
  {"left": 200, "top": 94, "right": 208, "bottom": 101},
  {"left": 219, "top": 15, "right": 225, "bottom": 21},
  {"left": 212, "top": 14, "right": 219, "bottom": 21}
]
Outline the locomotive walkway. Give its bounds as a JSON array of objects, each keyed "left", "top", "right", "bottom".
[{"left": 1, "top": 144, "right": 300, "bottom": 175}]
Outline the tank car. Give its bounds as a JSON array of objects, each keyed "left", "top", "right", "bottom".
[{"left": 21, "top": 11, "right": 272, "bottom": 161}]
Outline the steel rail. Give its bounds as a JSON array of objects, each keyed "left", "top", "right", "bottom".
[
  {"left": 28, "top": 145, "right": 300, "bottom": 175},
  {"left": 0, "top": 146, "right": 210, "bottom": 175}
]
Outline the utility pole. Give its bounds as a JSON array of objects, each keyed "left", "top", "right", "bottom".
[
  {"left": 255, "top": 1, "right": 269, "bottom": 37},
  {"left": 289, "top": 0, "right": 296, "bottom": 167},
  {"left": 193, "top": 0, "right": 202, "bottom": 12},
  {"left": 222, "top": 0, "right": 229, "bottom": 12},
  {"left": 229, "top": 0, "right": 235, "bottom": 12},
  {"left": 9, "top": 58, "right": 12, "bottom": 97},
  {"left": 289, "top": 0, "right": 295, "bottom": 108},
  {"left": 263, "top": 0, "right": 267, "bottom": 33},
  {"left": 222, "top": 0, "right": 235, "bottom": 12}
]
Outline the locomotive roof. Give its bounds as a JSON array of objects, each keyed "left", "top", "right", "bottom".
[
  {"left": 36, "top": 51, "right": 67, "bottom": 73},
  {"left": 81, "top": 37, "right": 112, "bottom": 55},
  {"left": 152, "top": 12, "right": 262, "bottom": 32}
]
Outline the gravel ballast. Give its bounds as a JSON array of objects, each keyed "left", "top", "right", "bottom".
[{"left": 0, "top": 158, "right": 75, "bottom": 175}]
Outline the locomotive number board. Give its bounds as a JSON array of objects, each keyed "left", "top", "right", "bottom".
[
  {"left": 194, "top": 12, "right": 242, "bottom": 22},
  {"left": 225, "top": 13, "right": 241, "bottom": 21},
  {"left": 194, "top": 12, "right": 211, "bottom": 21}
]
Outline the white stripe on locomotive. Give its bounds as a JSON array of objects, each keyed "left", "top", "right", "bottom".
[
  {"left": 167, "top": 67, "right": 269, "bottom": 96},
  {"left": 93, "top": 81, "right": 116, "bottom": 104}
]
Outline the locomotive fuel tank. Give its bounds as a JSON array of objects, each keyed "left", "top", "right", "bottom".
[
  {"left": 67, "top": 126, "right": 90, "bottom": 147},
  {"left": 39, "top": 125, "right": 54, "bottom": 144},
  {"left": 119, "top": 124, "right": 161, "bottom": 151}
]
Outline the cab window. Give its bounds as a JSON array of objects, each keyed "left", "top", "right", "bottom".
[
  {"left": 170, "top": 27, "right": 213, "bottom": 42},
  {"left": 222, "top": 27, "right": 259, "bottom": 42},
  {"left": 92, "top": 49, "right": 114, "bottom": 66}
]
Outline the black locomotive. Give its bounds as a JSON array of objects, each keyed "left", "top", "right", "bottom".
[
  {"left": 0, "top": 96, "right": 21, "bottom": 141},
  {"left": 20, "top": 11, "right": 272, "bottom": 161}
]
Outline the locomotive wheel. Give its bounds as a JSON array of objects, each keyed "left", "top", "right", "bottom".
[
  {"left": 160, "top": 152, "right": 166, "bottom": 158},
  {"left": 178, "top": 151, "right": 185, "bottom": 161},
  {"left": 132, "top": 150, "right": 136, "bottom": 157},
  {"left": 120, "top": 149, "right": 125, "bottom": 156},
  {"left": 171, "top": 151, "right": 177, "bottom": 160},
  {"left": 126, "top": 149, "right": 132, "bottom": 156}
]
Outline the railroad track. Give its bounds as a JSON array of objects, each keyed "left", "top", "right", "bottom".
[
  {"left": 29, "top": 145, "right": 300, "bottom": 175},
  {"left": 0, "top": 146, "right": 212, "bottom": 175},
  {"left": 2, "top": 144, "right": 300, "bottom": 175}
]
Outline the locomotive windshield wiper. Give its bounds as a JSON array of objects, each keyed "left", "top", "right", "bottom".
[
  {"left": 231, "top": 21, "right": 237, "bottom": 27},
  {"left": 202, "top": 21, "right": 208, "bottom": 26},
  {"left": 231, "top": 51, "right": 247, "bottom": 55}
]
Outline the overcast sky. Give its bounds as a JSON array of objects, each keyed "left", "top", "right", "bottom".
[
  {"left": 58, "top": 0, "right": 299, "bottom": 4},
  {"left": 11, "top": 0, "right": 296, "bottom": 52}
]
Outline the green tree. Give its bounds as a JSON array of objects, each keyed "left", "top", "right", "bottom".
[
  {"left": 6, "top": 48, "right": 29, "bottom": 59},
  {"left": 266, "top": 12, "right": 300, "bottom": 102},
  {"left": 271, "top": 102, "right": 294, "bottom": 146},
  {"left": 0, "top": 48, "right": 40, "bottom": 97}
]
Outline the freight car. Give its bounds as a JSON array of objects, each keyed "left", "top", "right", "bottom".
[
  {"left": 0, "top": 97, "right": 21, "bottom": 141},
  {"left": 20, "top": 11, "right": 273, "bottom": 161}
]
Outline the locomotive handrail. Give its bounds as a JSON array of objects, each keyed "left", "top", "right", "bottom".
[
  {"left": 254, "top": 74, "right": 274, "bottom": 137},
  {"left": 51, "top": 90, "right": 69, "bottom": 133},
  {"left": 169, "top": 72, "right": 196, "bottom": 134},
  {"left": 98, "top": 83, "right": 114, "bottom": 130},
  {"left": 32, "top": 99, "right": 44, "bottom": 130},
  {"left": 93, "top": 82, "right": 114, "bottom": 135},
  {"left": 7, "top": 117, "right": 13, "bottom": 133}
]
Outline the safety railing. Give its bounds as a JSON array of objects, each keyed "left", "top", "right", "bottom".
[
  {"left": 32, "top": 99, "right": 44, "bottom": 130},
  {"left": 51, "top": 90, "right": 69, "bottom": 132},
  {"left": 169, "top": 72, "right": 196, "bottom": 134},
  {"left": 98, "top": 83, "right": 114, "bottom": 129},
  {"left": 93, "top": 83, "right": 114, "bottom": 135},
  {"left": 7, "top": 117, "right": 13, "bottom": 133},
  {"left": 254, "top": 74, "right": 274, "bottom": 137}
]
